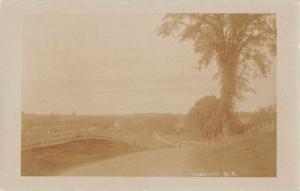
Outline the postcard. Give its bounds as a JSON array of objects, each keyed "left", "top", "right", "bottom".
[{"left": 0, "top": 0, "right": 298, "bottom": 190}]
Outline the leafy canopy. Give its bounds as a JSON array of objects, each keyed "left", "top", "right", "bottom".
[{"left": 158, "top": 13, "right": 276, "bottom": 102}]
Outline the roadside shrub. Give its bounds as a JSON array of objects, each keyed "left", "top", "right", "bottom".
[{"left": 185, "top": 95, "right": 222, "bottom": 140}]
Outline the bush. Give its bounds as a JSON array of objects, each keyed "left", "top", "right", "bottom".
[{"left": 185, "top": 95, "right": 222, "bottom": 140}]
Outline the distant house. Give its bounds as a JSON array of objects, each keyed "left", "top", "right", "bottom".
[{"left": 112, "top": 118, "right": 120, "bottom": 130}]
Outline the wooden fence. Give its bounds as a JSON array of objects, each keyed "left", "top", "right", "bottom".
[
  {"left": 244, "top": 120, "right": 276, "bottom": 136},
  {"left": 21, "top": 126, "right": 131, "bottom": 150}
]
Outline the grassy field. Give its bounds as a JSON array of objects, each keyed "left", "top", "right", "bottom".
[
  {"left": 21, "top": 139, "right": 139, "bottom": 176},
  {"left": 187, "top": 131, "right": 276, "bottom": 177}
]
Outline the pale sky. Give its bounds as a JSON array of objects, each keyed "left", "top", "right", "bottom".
[{"left": 22, "top": 13, "right": 276, "bottom": 115}]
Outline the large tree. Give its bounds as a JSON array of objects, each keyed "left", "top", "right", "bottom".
[{"left": 158, "top": 13, "right": 276, "bottom": 137}]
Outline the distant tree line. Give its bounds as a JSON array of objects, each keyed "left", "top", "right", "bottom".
[
  {"left": 21, "top": 113, "right": 114, "bottom": 130},
  {"left": 21, "top": 113, "right": 180, "bottom": 134}
]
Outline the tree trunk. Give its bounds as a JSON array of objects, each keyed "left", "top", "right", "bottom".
[
  {"left": 221, "top": 108, "right": 232, "bottom": 138},
  {"left": 220, "top": 61, "right": 236, "bottom": 138}
]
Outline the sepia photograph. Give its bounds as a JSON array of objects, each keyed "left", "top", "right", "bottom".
[
  {"left": 0, "top": 0, "right": 299, "bottom": 190},
  {"left": 20, "top": 12, "right": 278, "bottom": 177}
]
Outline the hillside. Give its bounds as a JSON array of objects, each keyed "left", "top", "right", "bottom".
[{"left": 21, "top": 139, "right": 139, "bottom": 176}]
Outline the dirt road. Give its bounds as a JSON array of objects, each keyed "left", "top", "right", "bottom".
[{"left": 60, "top": 147, "right": 194, "bottom": 176}]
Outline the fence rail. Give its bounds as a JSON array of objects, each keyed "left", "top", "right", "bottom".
[
  {"left": 21, "top": 126, "right": 130, "bottom": 150},
  {"left": 244, "top": 122, "right": 276, "bottom": 136}
]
